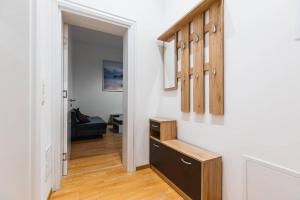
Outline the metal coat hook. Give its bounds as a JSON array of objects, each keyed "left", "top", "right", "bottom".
[
  {"left": 212, "top": 67, "right": 217, "bottom": 76},
  {"left": 192, "top": 33, "right": 200, "bottom": 43},
  {"left": 211, "top": 23, "right": 217, "bottom": 33},
  {"left": 180, "top": 41, "right": 185, "bottom": 53}
]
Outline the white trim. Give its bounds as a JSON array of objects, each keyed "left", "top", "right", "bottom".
[
  {"left": 58, "top": 0, "right": 134, "bottom": 28},
  {"left": 51, "top": 0, "right": 137, "bottom": 190},
  {"left": 62, "top": 23, "right": 69, "bottom": 176},
  {"left": 296, "top": 0, "right": 300, "bottom": 40},
  {"left": 29, "top": 0, "right": 37, "bottom": 199},
  {"left": 52, "top": 1, "right": 63, "bottom": 191},
  {"left": 242, "top": 155, "right": 300, "bottom": 200},
  {"left": 122, "top": 24, "right": 136, "bottom": 171}
]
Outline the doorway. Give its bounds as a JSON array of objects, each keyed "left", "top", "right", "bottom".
[
  {"left": 63, "top": 24, "right": 124, "bottom": 176},
  {"left": 52, "top": 1, "right": 136, "bottom": 190}
]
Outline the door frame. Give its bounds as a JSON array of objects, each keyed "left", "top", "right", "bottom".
[
  {"left": 62, "top": 23, "right": 71, "bottom": 176},
  {"left": 51, "top": 0, "right": 136, "bottom": 190}
]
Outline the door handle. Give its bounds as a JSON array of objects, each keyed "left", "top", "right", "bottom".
[
  {"left": 69, "top": 99, "right": 76, "bottom": 102},
  {"left": 153, "top": 144, "right": 160, "bottom": 148},
  {"left": 180, "top": 158, "right": 192, "bottom": 165},
  {"left": 151, "top": 124, "right": 159, "bottom": 128}
]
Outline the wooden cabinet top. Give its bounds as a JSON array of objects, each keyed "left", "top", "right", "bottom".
[
  {"left": 150, "top": 117, "right": 176, "bottom": 123},
  {"left": 149, "top": 118, "right": 220, "bottom": 162},
  {"left": 151, "top": 136, "right": 221, "bottom": 162}
]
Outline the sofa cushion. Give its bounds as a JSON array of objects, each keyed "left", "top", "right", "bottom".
[
  {"left": 77, "top": 116, "right": 107, "bottom": 130},
  {"left": 74, "top": 108, "right": 90, "bottom": 124}
]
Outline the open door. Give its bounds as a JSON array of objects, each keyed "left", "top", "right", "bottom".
[{"left": 62, "top": 24, "right": 72, "bottom": 176}]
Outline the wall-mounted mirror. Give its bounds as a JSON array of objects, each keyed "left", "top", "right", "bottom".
[{"left": 163, "top": 36, "right": 177, "bottom": 90}]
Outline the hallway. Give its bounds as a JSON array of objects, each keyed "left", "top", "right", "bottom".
[{"left": 50, "top": 131, "right": 182, "bottom": 200}]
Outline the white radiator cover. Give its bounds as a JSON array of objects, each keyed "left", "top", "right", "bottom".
[{"left": 243, "top": 155, "right": 300, "bottom": 200}]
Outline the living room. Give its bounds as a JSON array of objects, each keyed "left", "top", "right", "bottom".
[{"left": 65, "top": 25, "right": 124, "bottom": 176}]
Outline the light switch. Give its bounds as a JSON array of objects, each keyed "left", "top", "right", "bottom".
[{"left": 41, "top": 81, "right": 46, "bottom": 106}]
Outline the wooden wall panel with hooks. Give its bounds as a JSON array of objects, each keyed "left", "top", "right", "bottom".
[
  {"left": 209, "top": 0, "right": 224, "bottom": 115},
  {"left": 180, "top": 25, "right": 190, "bottom": 112},
  {"left": 158, "top": 0, "right": 224, "bottom": 115},
  {"left": 192, "top": 14, "right": 205, "bottom": 113}
]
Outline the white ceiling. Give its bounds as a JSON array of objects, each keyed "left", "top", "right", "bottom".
[{"left": 70, "top": 25, "right": 123, "bottom": 48}]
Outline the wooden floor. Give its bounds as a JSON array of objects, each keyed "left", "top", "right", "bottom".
[{"left": 51, "top": 130, "right": 182, "bottom": 200}]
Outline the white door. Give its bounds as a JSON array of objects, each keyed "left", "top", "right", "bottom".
[{"left": 62, "top": 24, "right": 72, "bottom": 176}]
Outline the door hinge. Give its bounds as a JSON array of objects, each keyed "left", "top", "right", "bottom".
[
  {"left": 63, "top": 90, "right": 68, "bottom": 99},
  {"left": 62, "top": 153, "right": 67, "bottom": 161}
]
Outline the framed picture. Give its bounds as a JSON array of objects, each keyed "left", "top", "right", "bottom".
[{"left": 103, "top": 60, "right": 123, "bottom": 92}]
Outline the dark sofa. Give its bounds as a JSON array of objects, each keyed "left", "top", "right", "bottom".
[{"left": 71, "top": 110, "right": 107, "bottom": 140}]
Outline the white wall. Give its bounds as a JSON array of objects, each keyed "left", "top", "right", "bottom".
[
  {"left": 0, "top": 0, "right": 30, "bottom": 200},
  {"left": 71, "top": 39, "right": 123, "bottom": 121},
  {"left": 158, "top": 0, "right": 300, "bottom": 200}
]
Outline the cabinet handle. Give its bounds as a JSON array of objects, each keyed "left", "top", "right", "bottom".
[
  {"left": 153, "top": 144, "right": 160, "bottom": 148},
  {"left": 152, "top": 125, "right": 159, "bottom": 128},
  {"left": 181, "top": 158, "right": 192, "bottom": 165}
]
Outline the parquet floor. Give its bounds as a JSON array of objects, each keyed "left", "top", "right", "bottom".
[{"left": 51, "top": 130, "right": 183, "bottom": 200}]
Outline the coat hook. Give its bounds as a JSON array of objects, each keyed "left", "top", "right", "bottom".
[
  {"left": 211, "top": 24, "right": 217, "bottom": 33},
  {"left": 212, "top": 67, "right": 217, "bottom": 76},
  {"left": 192, "top": 33, "right": 199, "bottom": 43},
  {"left": 180, "top": 41, "right": 185, "bottom": 52}
]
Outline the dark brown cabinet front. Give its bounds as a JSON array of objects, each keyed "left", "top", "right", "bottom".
[
  {"left": 150, "top": 121, "right": 160, "bottom": 132},
  {"left": 169, "top": 150, "right": 201, "bottom": 200},
  {"left": 150, "top": 139, "right": 170, "bottom": 176},
  {"left": 150, "top": 138, "right": 201, "bottom": 200},
  {"left": 150, "top": 139, "right": 162, "bottom": 168}
]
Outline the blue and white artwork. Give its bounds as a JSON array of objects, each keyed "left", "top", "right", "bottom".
[{"left": 103, "top": 60, "right": 123, "bottom": 92}]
